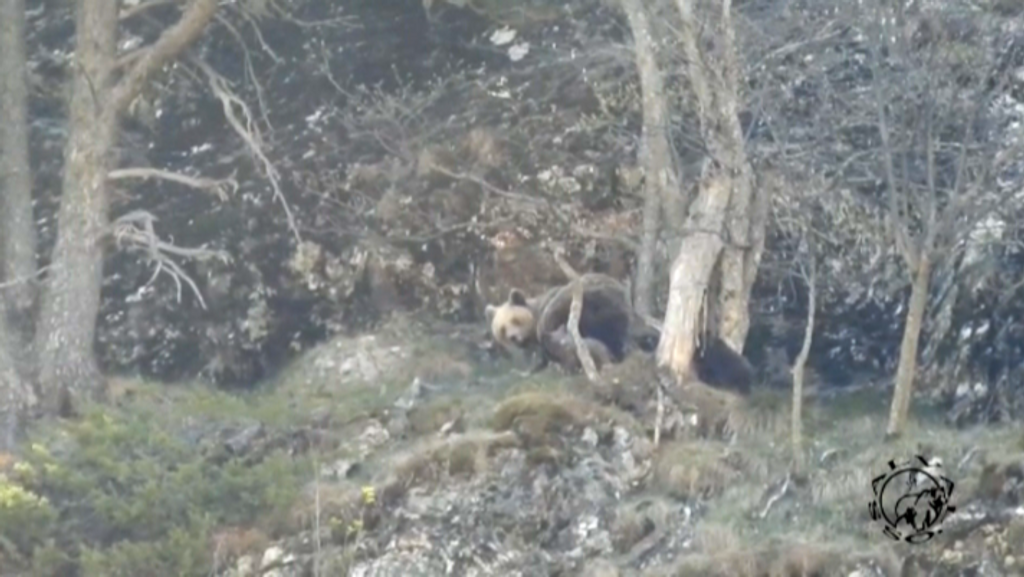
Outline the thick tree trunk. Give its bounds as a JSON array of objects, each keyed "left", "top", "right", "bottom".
[
  {"left": 700, "top": 0, "right": 758, "bottom": 351},
  {"left": 35, "top": 0, "right": 219, "bottom": 414},
  {"left": 0, "top": 313, "right": 36, "bottom": 451},
  {"left": 620, "top": 0, "right": 678, "bottom": 319},
  {"left": 0, "top": 0, "right": 38, "bottom": 319},
  {"left": 34, "top": 0, "right": 119, "bottom": 411},
  {"left": 659, "top": 0, "right": 753, "bottom": 380},
  {"left": 657, "top": 174, "right": 731, "bottom": 380},
  {"left": 885, "top": 254, "right": 932, "bottom": 439}
]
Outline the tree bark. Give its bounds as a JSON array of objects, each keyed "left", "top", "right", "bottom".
[
  {"left": 659, "top": 0, "right": 753, "bottom": 380},
  {"left": 657, "top": 174, "right": 730, "bottom": 380},
  {"left": 620, "top": 0, "right": 678, "bottom": 319},
  {"left": 0, "top": 0, "right": 38, "bottom": 319},
  {"left": 34, "top": 0, "right": 120, "bottom": 411},
  {"left": 35, "top": 0, "right": 219, "bottom": 413},
  {"left": 0, "top": 313, "right": 36, "bottom": 451},
  {"left": 696, "top": 0, "right": 758, "bottom": 351},
  {"left": 885, "top": 254, "right": 932, "bottom": 439}
]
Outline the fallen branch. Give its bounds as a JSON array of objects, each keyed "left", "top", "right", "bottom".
[
  {"left": 108, "top": 167, "right": 238, "bottom": 201},
  {"left": 568, "top": 278, "right": 600, "bottom": 383}
]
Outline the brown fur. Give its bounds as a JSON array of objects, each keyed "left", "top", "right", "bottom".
[
  {"left": 542, "top": 324, "right": 614, "bottom": 373},
  {"left": 485, "top": 274, "right": 637, "bottom": 372}
]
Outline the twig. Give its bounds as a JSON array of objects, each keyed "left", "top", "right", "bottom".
[
  {"left": 119, "top": 0, "right": 179, "bottom": 21},
  {"left": 192, "top": 57, "right": 301, "bottom": 242},
  {"left": 426, "top": 164, "right": 547, "bottom": 205},
  {"left": 108, "top": 167, "right": 238, "bottom": 201},
  {"left": 0, "top": 265, "right": 54, "bottom": 290},
  {"left": 654, "top": 385, "right": 664, "bottom": 447},
  {"left": 110, "top": 210, "right": 230, "bottom": 309}
]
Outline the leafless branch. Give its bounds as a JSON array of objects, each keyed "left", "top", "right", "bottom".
[
  {"left": 110, "top": 210, "right": 231, "bottom": 309},
  {"left": 192, "top": 57, "right": 302, "bottom": 242},
  {"left": 119, "top": 0, "right": 179, "bottom": 21},
  {"left": 108, "top": 167, "right": 238, "bottom": 201},
  {"left": 425, "top": 164, "right": 548, "bottom": 205},
  {"left": 215, "top": 13, "right": 273, "bottom": 130}
]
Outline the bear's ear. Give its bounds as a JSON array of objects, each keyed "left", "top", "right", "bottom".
[
  {"left": 484, "top": 304, "right": 497, "bottom": 323},
  {"left": 508, "top": 288, "right": 528, "bottom": 307}
]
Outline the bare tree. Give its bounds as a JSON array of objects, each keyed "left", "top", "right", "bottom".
[
  {"left": 33, "top": 0, "right": 219, "bottom": 413},
  {"left": 855, "top": 5, "right": 1024, "bottom": 438},
  {"left": 619, "top": 0, "right": 680, "bottom": 319},
  {"left": 790, "top": 240, "right": 815, "bottom": 475},
  {"left": 657, "top": 0, "right": 764, "bottom": 381}
]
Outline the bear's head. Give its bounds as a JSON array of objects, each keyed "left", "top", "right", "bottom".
[{"left": 485, "top": 288, "right": 537, "bottom": 350}]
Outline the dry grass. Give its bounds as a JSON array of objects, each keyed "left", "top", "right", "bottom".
[
  {"left": 671, "top": 388, "right": 1024, "bottom": 576},
  {"left": 646, "top": 534, "right": 901, "bottom": 577},
  {"left": 490, "top": 389, "right": 645, "bottom": 445},
  {"left": 724, "top": 388, "right": 791, "bottom": 441},
  {"left": 651, "top": 440, "right": 755, "bottom": 500},
  {"left": 376, "top": 430, "right": 520, "bottom": 503}
]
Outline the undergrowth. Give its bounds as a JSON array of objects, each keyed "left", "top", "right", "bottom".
[{"left": 0, "top": 383, "right": 314, "bottom": 577}]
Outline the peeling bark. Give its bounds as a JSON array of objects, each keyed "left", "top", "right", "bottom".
[
  {"left": 658, "top": 0, "right": 760, "bottom": 379},
  {"left": 657, "top": 174, "right": 730, "bottom": 381}
]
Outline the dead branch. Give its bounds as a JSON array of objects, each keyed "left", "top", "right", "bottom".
[
  {"left": 568, "top": 278, "right": 600, "bottom": 383},
  {"left": 192, "top": 57, "right": 301, "bottom": 242},
  {"left": 108, "top": 167, "right": 238, "bottom": 201},
  {"left": 119, "top": 0, "right": 179, "bottom": 21},
  {"left": 0, "top": 265, "right": 53, "bottom": 290},
  {"left": 214, "top": 13, "right": 273, "bottom": 130},
  {"left": 110, "top": 210, "right": 231, "bottom": 309},
  {"left": 110, "top": 0, "right": 219, "bottom": 115}
]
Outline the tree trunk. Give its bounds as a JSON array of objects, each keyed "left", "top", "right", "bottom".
[
  {"left": 657, "top": 173, "right": 730, "bottom": 380},
  {"left": 34, "top": 0, "right": 119, "bottom": 412},
  {"left": 885, "top": 254, "right": 932, "bottom": 439},
  {"left": 620, "top": 0, "right": 677, "bottom": 319},
  {"left": 658, "top": 0, "right": 751, "bottom": 380},
  {"left": 34, "top": 0, "right": 219, "bottom": 414},
  {"left": 0, "top": 313, "right": 36, "bottom": 451},
  {"left": 697, "top": 0, "right": 758, "bottom": 351},
  {"left": 0, "top": 0, "right": 38, "bottom": 320},
  {"left": 791, "top": 256, "right": 815, "bottom": 475}
]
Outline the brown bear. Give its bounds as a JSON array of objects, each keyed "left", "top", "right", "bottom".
[
  {"left": 485, "top": 274, "right": 754, "bottom": 393},
  {"left": 485, "top": 273, "right": 635, "bottom": 373}
]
